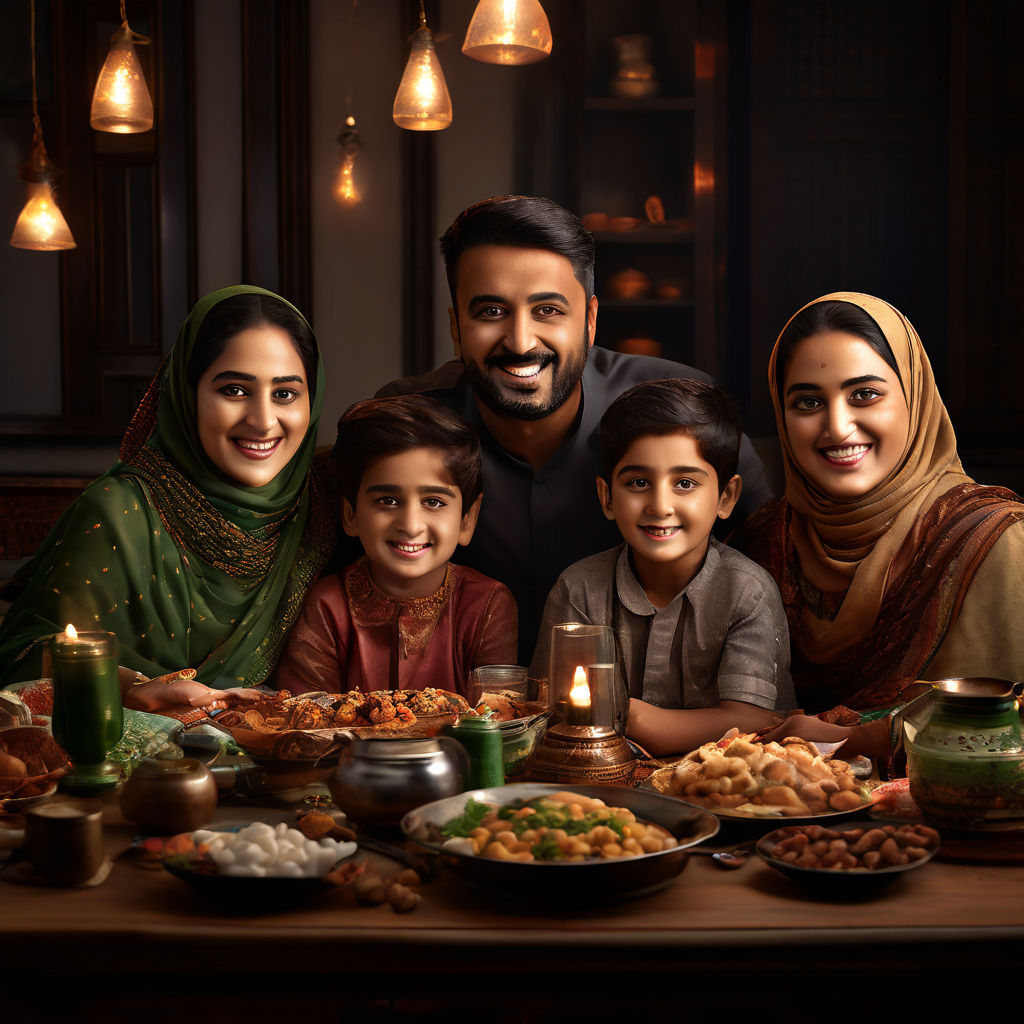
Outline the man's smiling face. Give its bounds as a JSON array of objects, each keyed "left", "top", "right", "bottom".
[{"left": 450, "top": 245, "right": 597, "bottom": 421}]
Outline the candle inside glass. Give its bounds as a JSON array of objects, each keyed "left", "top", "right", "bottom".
[
  {"left": 50, "top": 626, "right": 123, "bottom": 768},
  {"left": 564, "top": 665, "right": 592, "bottom": 726}
]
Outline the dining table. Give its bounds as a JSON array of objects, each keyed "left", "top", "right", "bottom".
[{"left": 2, "top": 776, "right": 1022, "bottom": 1022}]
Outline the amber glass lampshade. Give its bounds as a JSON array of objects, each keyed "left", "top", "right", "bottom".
[
  {"left": 462, "top": 0, "right": 552, "bottom": 65},
  {"left": 90, "top": 25, "right": 154, "bottom": 133},
  {"left": 393, "top": 27, "right": 452, "bottom": 131},
  {"left": 10, "top": 181, "right": 76, "bottom": 251}
]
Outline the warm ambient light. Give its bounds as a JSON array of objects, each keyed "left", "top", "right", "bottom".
[
  {"left": 462, "top": 0, "right": 552, "bottom": 65},
  {"left": 64, "top": 623, "right": 79, "bottom": 641},
  {"left": 90, "top": 18, "right": 154, "bottom": 133},
  {"left": 333, "top": 118, "right": 362, "bottom": 206},
  {"left": 10, "top": 181, "right": 76, "bottom": 251},
  {"left": 393, "top": 4, "right": 452, "bottom": 131}
]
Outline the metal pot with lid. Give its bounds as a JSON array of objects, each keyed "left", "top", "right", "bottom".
[{"left": 327, "top": 735, "right": 469, "bottom": 829}]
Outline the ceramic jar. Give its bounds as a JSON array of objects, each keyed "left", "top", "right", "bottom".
[
  {"left": 119, "top": 757, "right": 218, "bottom": 834},
  {"left": 904, "top": 678, "right": 1024, "bottom": 833},
  {"left": 611, "top": 35, "right": 658, "bottom": 99}
]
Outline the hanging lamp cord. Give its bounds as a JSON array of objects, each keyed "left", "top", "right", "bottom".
[{"left": 28, "top": 0, "right": 43, "bottom": 152}]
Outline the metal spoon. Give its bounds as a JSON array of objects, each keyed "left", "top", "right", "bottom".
[{"left": 688, "top": 843, "right": 753, "bottom": 869}]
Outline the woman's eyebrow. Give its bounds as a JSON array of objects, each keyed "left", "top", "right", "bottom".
[
  {"left": 842, "top": 374, "right": 887, "bottom": 389},
  {"left": 212, "top": 370, "right": 256, "bottom": 383},
  {"left": 210, "top": 371, "right": 303, "bottom": 384},
  {"left": 785, "top": 381, "right": 820, "bottom": 396}
]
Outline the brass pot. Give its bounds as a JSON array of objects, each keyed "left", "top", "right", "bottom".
[{"left": 119, "top": 757, "right": 218, "bottom": 834}]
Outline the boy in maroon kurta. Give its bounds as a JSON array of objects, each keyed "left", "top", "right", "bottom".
[{"left": 273, "top": 396, "right": 517, "bottom": 697}]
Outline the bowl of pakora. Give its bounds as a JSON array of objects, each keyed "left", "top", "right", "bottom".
[
  {"left": 212, "top": 688, "right": 476, "bottom": 764},
  {"left": 401, "top": 782, "right": 718, "bottom": 903}
]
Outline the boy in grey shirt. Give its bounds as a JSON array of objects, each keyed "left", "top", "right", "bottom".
[{"left": 531, "top": 378, "right": 793, "bottom": 756}]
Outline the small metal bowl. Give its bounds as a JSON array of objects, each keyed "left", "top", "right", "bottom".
[{"left": 401, "top": 782, "right": 719, "bottom": 904}]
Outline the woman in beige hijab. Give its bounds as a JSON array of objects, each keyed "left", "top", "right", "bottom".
[{"left": 739, "top": 292, "right": 1024, "bottom": 759}]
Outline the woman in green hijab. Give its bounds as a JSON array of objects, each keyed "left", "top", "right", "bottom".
[{"left": 0, "top": 286, "right": 336, "bottom": 710}]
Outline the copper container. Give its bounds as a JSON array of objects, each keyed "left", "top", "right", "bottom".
[
  {"left": 25, "top": 798, "right": 105, "bottom": 886},
  {"left": 119, "top": 757, "right": 218, "bottom": 834},
  {"left": 525, "top": 723, "right": 636, "bottom": 786}
]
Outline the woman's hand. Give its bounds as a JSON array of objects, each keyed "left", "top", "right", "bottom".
[
  {"left": 217, "top": 687, "right": 263, "bottom": 705},
  {"left": 757, "top": 714, "right": 854, "bottom": 747},
  {"left": 758, "top": 714, "right": 892, "bottom": 760},
  {"left": 124, "top": 669, "right": 233, "bottom": 711}
]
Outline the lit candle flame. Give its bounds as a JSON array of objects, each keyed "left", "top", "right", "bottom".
[
  {"left": 569, "top": 665, "right": 591, "bottom": 707},
  {"left": 64, "top": 623, "right": 78, "bottom": 641}
]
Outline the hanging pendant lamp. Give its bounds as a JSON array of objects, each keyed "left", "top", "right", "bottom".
[
  {"left": 462, "top": 0, "right": 552, "bottom": 65},
  {"left": 334, "top": 116, "right": 362, "bottom": 206},
  {"left": 90, "top": 0, "right": 153, "bottom": 133},
  {"left": 11, "top": 0, "right": 76, "bottom": 251},
  {"left": 393, "top": 1, "right": 452, "bottom": 131}
]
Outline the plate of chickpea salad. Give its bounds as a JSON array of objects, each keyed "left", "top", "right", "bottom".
[{"left": 400, "top": 783, "right": 719, "bottom": 903}]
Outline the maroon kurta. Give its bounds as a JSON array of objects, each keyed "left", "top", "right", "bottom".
[{"left": 271, "top": 557, "right": 518, "bottom": 698}]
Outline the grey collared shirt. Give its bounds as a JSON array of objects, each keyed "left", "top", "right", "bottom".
[{"left": 530, "top": 539, "right": 794, "bottom": 712}]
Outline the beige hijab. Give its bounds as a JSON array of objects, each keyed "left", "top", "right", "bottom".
[{"left": 768, "top": 291, "right": 972, "bottom": 658}]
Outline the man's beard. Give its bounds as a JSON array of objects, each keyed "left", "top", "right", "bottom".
[{"left": 463, "top": 326, "right": 591, "bottom": 422}]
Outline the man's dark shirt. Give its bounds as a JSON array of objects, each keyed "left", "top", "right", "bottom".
[{"left": 378, "top": 347, "right": 775, "bottom": 663}]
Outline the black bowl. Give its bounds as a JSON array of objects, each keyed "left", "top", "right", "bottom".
[
  {"left": 400, "top": 782, "right": 719, "bottom": 904},
  {"left": 756, "top": 820, "right": 940, "bottom": 897}
]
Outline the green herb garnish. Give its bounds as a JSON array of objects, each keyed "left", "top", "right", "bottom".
[{"left": 440, "top": 797, "right": 492, "bottom": 838}]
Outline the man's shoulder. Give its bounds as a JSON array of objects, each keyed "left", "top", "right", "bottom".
[
  {"left": 585, "top": 347, "right": 713, "bottom": 395},
  {"left": 375, "top": 360, "right": 468, "bottom": 403}
]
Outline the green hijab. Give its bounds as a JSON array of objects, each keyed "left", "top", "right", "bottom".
[{"left": 0, "top": 285, "right": 335, "bottom": 687}]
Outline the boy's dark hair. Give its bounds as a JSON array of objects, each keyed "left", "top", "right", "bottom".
[
  {"left": 335, "top": 395, "right": 483, "bottom": 508},
  {"left": 440, "top": 195, "right": 595, "bottom": 305},
  {"left": 599, "top": 378, "right": 742, "bottom": 493}
]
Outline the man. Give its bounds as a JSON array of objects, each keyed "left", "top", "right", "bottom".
[{"left": 379, "top": 195, "right": 773, "bottom": 662}]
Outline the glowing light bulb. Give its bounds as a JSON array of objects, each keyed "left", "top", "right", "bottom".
[
  {"left": 462, "top": 0, "right": 552, "bottom": 65},
  {"left": 334, "top": 152, "right": 360, "bottom": 205},
  {"left": 393, "top": 27, "right": 452, "bottom": 131},
  {"left": 90, "top": 25, "right": 153, "bottom": 133},
  {"left": 10, "top": 181, "right": 76, "bottom": 251}
]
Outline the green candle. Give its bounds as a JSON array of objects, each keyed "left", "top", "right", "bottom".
[{"left": 51, "top": 627, "right": 123, "bottom": 766}]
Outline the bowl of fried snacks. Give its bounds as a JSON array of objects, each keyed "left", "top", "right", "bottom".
[
  {"left": 646, "top": 729, "right": 872, "bottom": 823},
  {"left": 0, "top": 726, "right": 69, "bottom": 807},
  {"left": 212, "top": 689, "right": 475, "bottom": 763},
  {"left": 756, "top": 821, "right": 940, "bottom": 895},
  {"left": 401, "top": 782, "right": 718, "bottom": 903}
]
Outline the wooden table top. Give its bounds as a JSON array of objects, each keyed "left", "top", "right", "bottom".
[{"left": 3, "top": 795, "right": 1022, "bottom": 982}]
